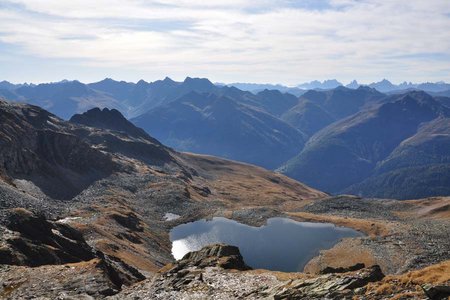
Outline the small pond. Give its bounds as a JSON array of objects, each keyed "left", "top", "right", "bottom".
[{"left": 170, "top": 217, "right": 363, "bottom": 272}]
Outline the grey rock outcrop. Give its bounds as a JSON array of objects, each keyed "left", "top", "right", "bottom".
[
  {"left": 422, "top": 284, "right": 450, "bottom": 300},
  {"left": 320, "top": 262, "right": 366, "bottom": 274},
  {"left": 172, "top": 243, "right": 251, "bottom": 271},
  {"left": 262, "top": 265, "right": 384, "bottom": 299},
  {"left": 0, "top": 208, "right": 95, "bottom": 266},
  {"left": 112, "top": 244, "right": 386, "bottom": 299},
  {"left": 0, "top": 209, "right": 145, "bottom": 298}
]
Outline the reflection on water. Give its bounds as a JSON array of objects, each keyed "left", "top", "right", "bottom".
[{"left": 170, "top": 217, "right": 363, "bottom": 272}]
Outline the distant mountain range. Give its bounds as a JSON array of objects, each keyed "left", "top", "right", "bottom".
[
  {"left": 0, "top": 80, "right": 126, "bottom": 120},
  {"left": 223, "top": 79, "right": 450, "bottom": 94},
  {"left": 298, "top": 80, "right": 343, "bottom": 90},
  {"left": 0, "top": 77, "right": 221, "bottom": 119},
  {"left": 1, "top": 77, "right": 449, "bottom": 199},
  {"left": 217, "top": 82, "right": 306, "bottom": 97},
  {"left": 2, "top": 78, "right": 449, "bottom": 120}
]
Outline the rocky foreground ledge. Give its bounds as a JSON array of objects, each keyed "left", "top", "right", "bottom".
[
  {"left": 1, "top": 210, "right": 449, "bottom": 299},
  {"left": 110, "top": 244, "right": 448, "bottom": 300},
  {"left": 0, "top": 209, "right": 145, "bottom": 298}
]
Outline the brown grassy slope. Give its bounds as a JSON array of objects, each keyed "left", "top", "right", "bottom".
[
  {"left": 365, "top": 260, "right": 450, "bottom": 299},
  {"left": 179, "top": 152, "right": 327, "bottom": 208},
  {"left": 287, "top": 211, "right": 392, "bottom": 237},
  {"left": 399, "top": 197, "right": 450, "bottom": 220},
  {"left": 289, "top": 211, "right": 395, "bottom": 274}
]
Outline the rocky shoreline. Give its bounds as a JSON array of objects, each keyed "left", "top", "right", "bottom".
[
  {"left": 1, "top": 196, "right": 449, "bottom": 299},
  {"left": 111, "top": 243, "right": 450, "bottom": 300}
]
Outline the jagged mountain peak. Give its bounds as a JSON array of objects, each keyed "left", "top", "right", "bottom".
[
  {"left": 297, "top": 79, "right": 343, "bottom": 89},
  {"left": 0, "top": 80, "right": 18, "bottom": 90},
  {"left": 346, "top": 80, "right": 360, "bottom": 89},
  {"left": 70, "top": 107, "right": 152, "bottom": 140},
  {"left": 162, "top": 76, "right": 175, "bottom": 83},
  {"left": 92, "top": 77, "right": 130, "bottom": 86},
  {"left": 136, "top": 79, "right": 149, "bottom": 85}
]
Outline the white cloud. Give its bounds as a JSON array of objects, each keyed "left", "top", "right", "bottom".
[{"left": 0, "top": 0, "right": 449, "bottom": 84}]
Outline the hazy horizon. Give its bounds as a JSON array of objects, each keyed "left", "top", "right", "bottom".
[
  {"left": 2, "top": 76, "right": 449, "bottom": 87},
  {"left": 1, "top": 0, "right": 450, "bottom": 84}
]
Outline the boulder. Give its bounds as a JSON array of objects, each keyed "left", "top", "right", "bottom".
[
  {"left": 263, "top": 265, "right": 385, "bottom": 299},
  {"left": 178, "top": 243, "right": 251, "bottom": 271},
  {"left": 422, "top": 284, "right": 450, "bottom": 300},
  {"left": 320, "top": 262, "right": 366, "bottom": 274},
  {"left": 143, "top": 244, "right": 251, "bottom": 295}
]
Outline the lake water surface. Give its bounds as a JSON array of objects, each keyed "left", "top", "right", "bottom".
[{"left": 170, "top": 217, "right": 363, "bottom": 272}]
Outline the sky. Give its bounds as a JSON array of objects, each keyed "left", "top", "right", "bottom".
[{"left": 0, "top": 0, "right": 449, "bottom": 85}]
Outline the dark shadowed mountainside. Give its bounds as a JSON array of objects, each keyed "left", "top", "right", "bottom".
[
  {"left": 279, "top": 91, "right": 450, "bottom": 197},
  {"left": 281, "top": 86, "right": 385, "bottom": 136},
  {"left": 281, "top": 100, "right": 335, "bottom": 136},
  {"left": 345, "top": 117, "right": 450, "bottom": 199},
  {"left": 0, "top": 100, "right": 118, "bottom": 199},
  {"left": 253, "top": 89, "right": 299, "bottom": 117},
  {"left": 297, "top": 86, "right": 385, "bottom": 119},
  {"left": 434, "top": 96, "right": 450, "bottom": 108},
  {"left": 132, "top": 91, "right": 306, "bottom": 169}
]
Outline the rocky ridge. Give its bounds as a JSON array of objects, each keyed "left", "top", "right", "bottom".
[{"left": 111, "top": 244, "right": 397, "bottom": 299}]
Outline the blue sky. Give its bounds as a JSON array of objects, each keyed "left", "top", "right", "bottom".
[{"left": 0, "top": 0, "right": 449, "bottom": 85}]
